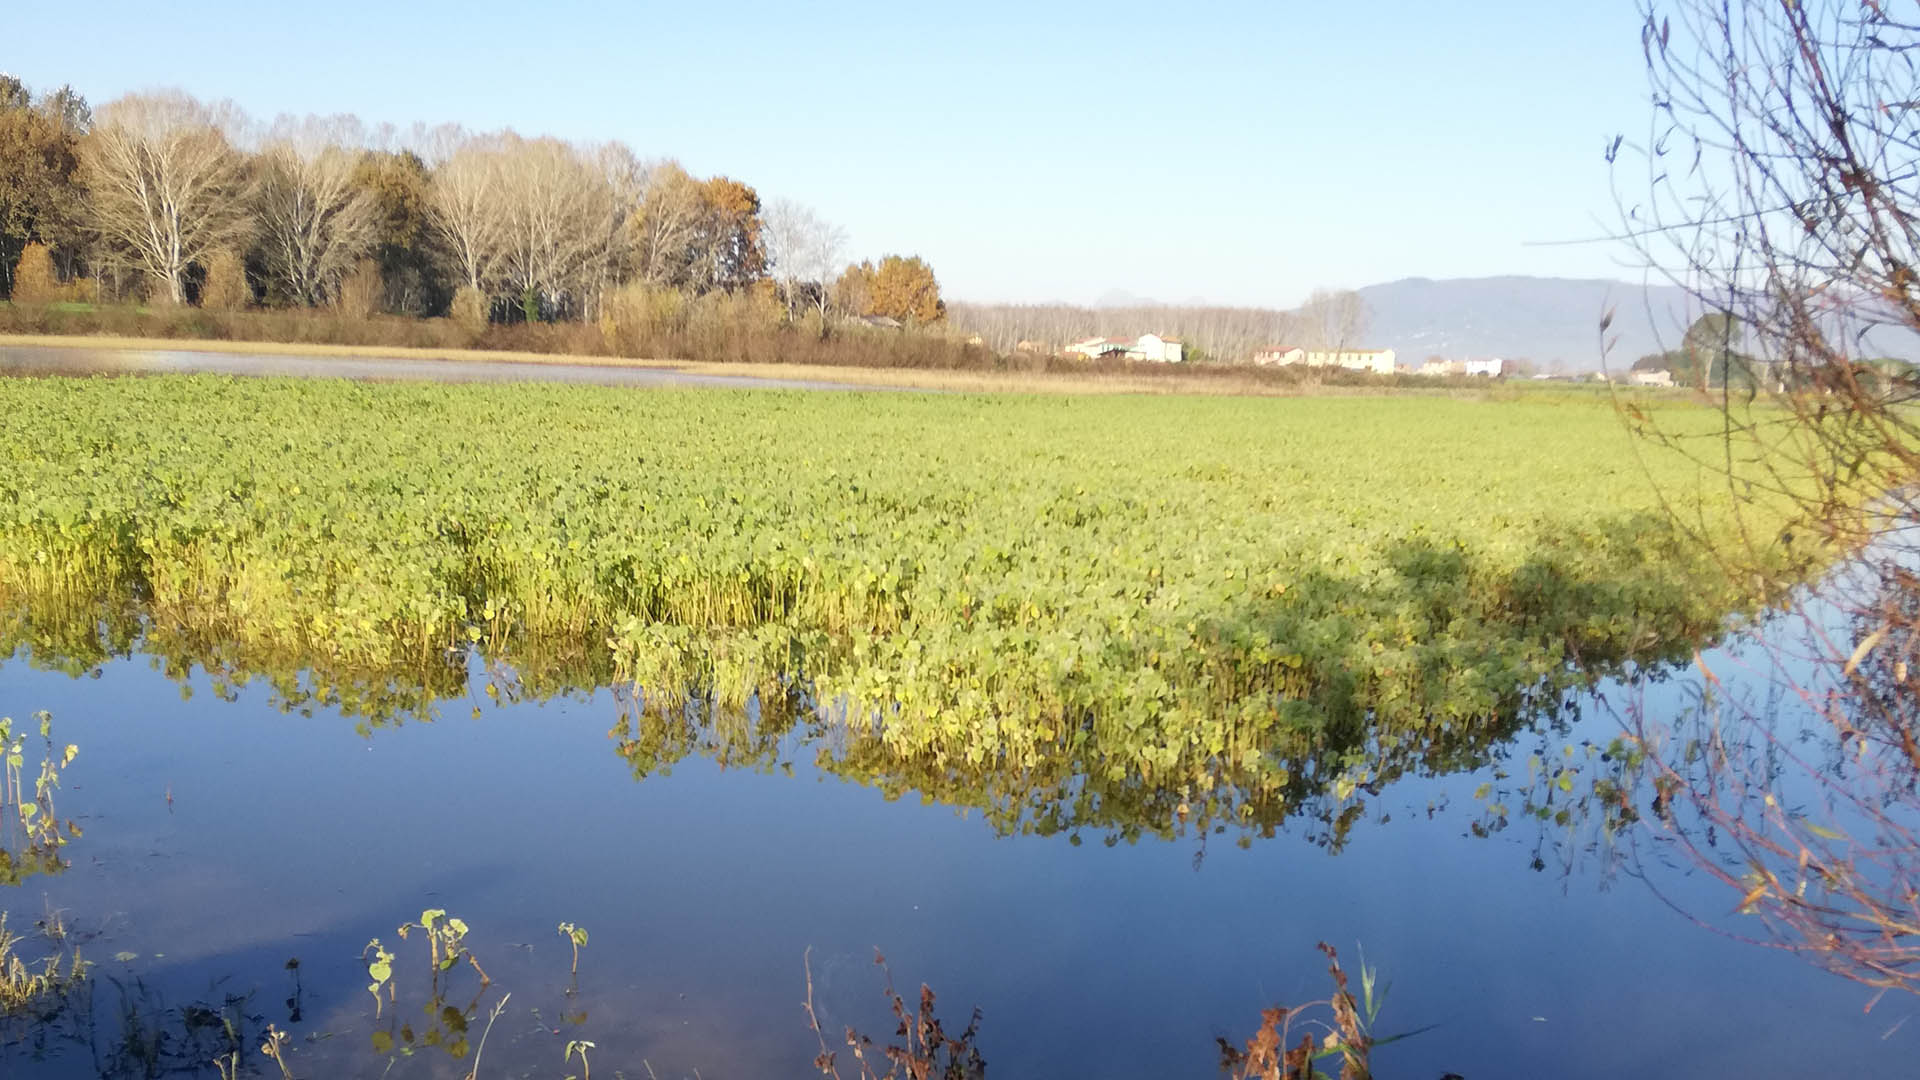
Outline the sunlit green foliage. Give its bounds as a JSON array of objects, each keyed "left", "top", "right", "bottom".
[
  {"left": 0, "top": 710, "right": 79, "bottom": 885},
  {"left": 0, "top": 378, "right": 1812, "bottom": 839}
]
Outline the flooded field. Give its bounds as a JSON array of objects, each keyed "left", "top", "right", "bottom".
[{"left": 0, "top": 370, "right": 1902, "bottom": 1077}]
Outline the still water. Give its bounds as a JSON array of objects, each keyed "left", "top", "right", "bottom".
[
  {"left": 0, "top": 626, "right": 1911, "bottom": 1079},
  {"left": 0, "top": 344, "right": 877, "bottom": 391}
]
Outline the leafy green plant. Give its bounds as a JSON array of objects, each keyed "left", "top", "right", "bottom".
[
  {"left": 557, "top": 921, "right": 588, "bottom": 977},
  {"left": 0, "top": 380, "right": 1822, "bottom": 860},
  {"left": 1, "top": 712, "right": 78, "bottom": 854},
  {"left": 363, "top": 938, "right": 394, "bottom": 1017},
  {"left": 398, "top": 908, "right": 490, "bottom": 987}
]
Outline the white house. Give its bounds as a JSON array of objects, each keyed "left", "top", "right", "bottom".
[
  {"left": 1065, "top": 334, "right": 1185, "bottom": 363},
  {"left": 1133, "top": 334, "right": 1183, "bottom": 363},
  {"left": 1414, "top": 357, "right": 1504, "bottom": 377},
  {"left": 1630, "top": 369, "right": 1675, "bottom": 387},
  {"left": 1252, "top": 345, "right": 1397, "bottom": 375}
]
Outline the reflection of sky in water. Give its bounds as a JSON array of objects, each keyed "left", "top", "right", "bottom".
[{"left": 0, "top": 632, "right": 1914, "bottom": 1079}]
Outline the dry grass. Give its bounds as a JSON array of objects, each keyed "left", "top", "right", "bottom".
[{"left": 0, "top": 332, "right": 1526, "bottom": 398}]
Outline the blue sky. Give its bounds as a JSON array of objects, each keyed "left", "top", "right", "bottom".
[{"left": 7, "top": 2, "right": 1657, "bottom": 307}]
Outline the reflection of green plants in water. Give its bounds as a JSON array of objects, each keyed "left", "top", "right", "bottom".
[
  {"left": 0, "top": 912, "right": 87, "bottom": 1015},
  {"left": 91, "top": 978, "right": 257, "bottom": 1079}
]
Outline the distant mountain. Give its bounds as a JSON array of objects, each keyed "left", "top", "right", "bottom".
[{"left": 1356, "top": 276, "right": 1695, "bottom": 372}]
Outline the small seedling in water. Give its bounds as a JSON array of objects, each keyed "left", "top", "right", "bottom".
[
  {"left": 557, "top": 922, "right": 588, "bottom": 977},
  {"left": 260, "top": 1024, "right": 294, "bottom": 1080},
  {"left": 364, "top": 939, "right": 395, "bottom": 1017},
  {"left": 566, "top": 1038, "right": 596, "bottom": 1080},
  {"left": 398, "top": 908, "right": 490, "bottom": 986}
]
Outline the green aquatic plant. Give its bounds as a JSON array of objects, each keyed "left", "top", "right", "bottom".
[
  {"left": 363, "top": 938, "right": 394, "bottom": 1017},
  {"left": 557, "top": 922, "right": 588, "bottom": 977},
  {"left": 365, "top": 912, "right": 496, "bottom": 1066},
  {"left": 399, "top": 908, "right": 490, "bottom": 987},
  {"left": 565, "top": 1037, "right": 596, "bottom": 1080},
  {"left": 0, "top": 379, "right": 1818, "bottom": 780},
  {"left": 0, "top": 712, "right": 80, "bottom": 886},
  {"left": 1, "top": 711, "right": 77, "bottom": 849}
]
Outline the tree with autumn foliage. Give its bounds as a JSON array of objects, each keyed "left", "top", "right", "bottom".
[
  {"left": 871, "top": 255, "right": 943, "bottom": 323},
  {"left": 833, "top": 255, "right": 944, "bottom": 323},
  {"left": 0, "top": 76, "right": 86, "bottom": 299},
  {"left": 693, "top": 176, "right": 765, "bottom": 293},
  {"left": 9, "top": 240, "right": 57, "bottom": 302}
]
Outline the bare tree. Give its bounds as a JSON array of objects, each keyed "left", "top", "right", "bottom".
[
  {"left": 578, "top": 140, "right": 645, "bottom": 320},
  {"left": 489, "top": 134, "right": 613, "bottom": 319},
  {"left": 421, "top": 126, "right": 502, "bottom": 296},
  {"left": 945, "top": 300, "right": 1319, "bottom": 361},
  {"left": 79, "top": 91, "right": 249, "bottom": 305},
  {"left": 1295, "top": 288, "right": 1368, "bottom": 351},
  {"left": 629, "top": 160, "right": 706, "bottom": 288},
  {"left": 252, "top": 114, "right": 382, "bottom": 306},
  {"left": 1611, "top": 0, "right": 1920, "bottom": 997},
  {"left": 764, "top": 198, "right": 846, "bottom": 319}
]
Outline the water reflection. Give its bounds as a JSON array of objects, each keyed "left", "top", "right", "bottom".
[
  {"left": 5, "top": 588, "right": 1916, "bottom": 1078},
  {"left": 3, "top": 975, "right": 258, "bottom": 1080},
  {"left": 0, "top": 596, "right": 1680, "bottom": 853}
]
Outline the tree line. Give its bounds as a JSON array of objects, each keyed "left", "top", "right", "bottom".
[
  {"left": 0, "top": 77, "right": 947, "bottom": 336},
  {"left": 948, "top": 287, "right": 1369, "bottom": 364}
]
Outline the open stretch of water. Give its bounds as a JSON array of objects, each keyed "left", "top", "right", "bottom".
[
  {"left": 0, "top": 625, "right": 1910, "bottom": 1080},
  {"left": 0, "top": 344, "right": 881, "bottom": 391}
]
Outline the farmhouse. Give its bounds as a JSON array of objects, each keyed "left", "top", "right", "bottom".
[
  {"left": 1064, "top": 334, "right": 1185, "bottom": 363},
  {"left": 1414, "top": 357, "right": 1505, "bottom": 377},
  {"left": 1630, "top": 369, "right": 1674, "bottom": 387},
  {"left": 1252, "top": 345, "right": 1397, "bottom": 375}
]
